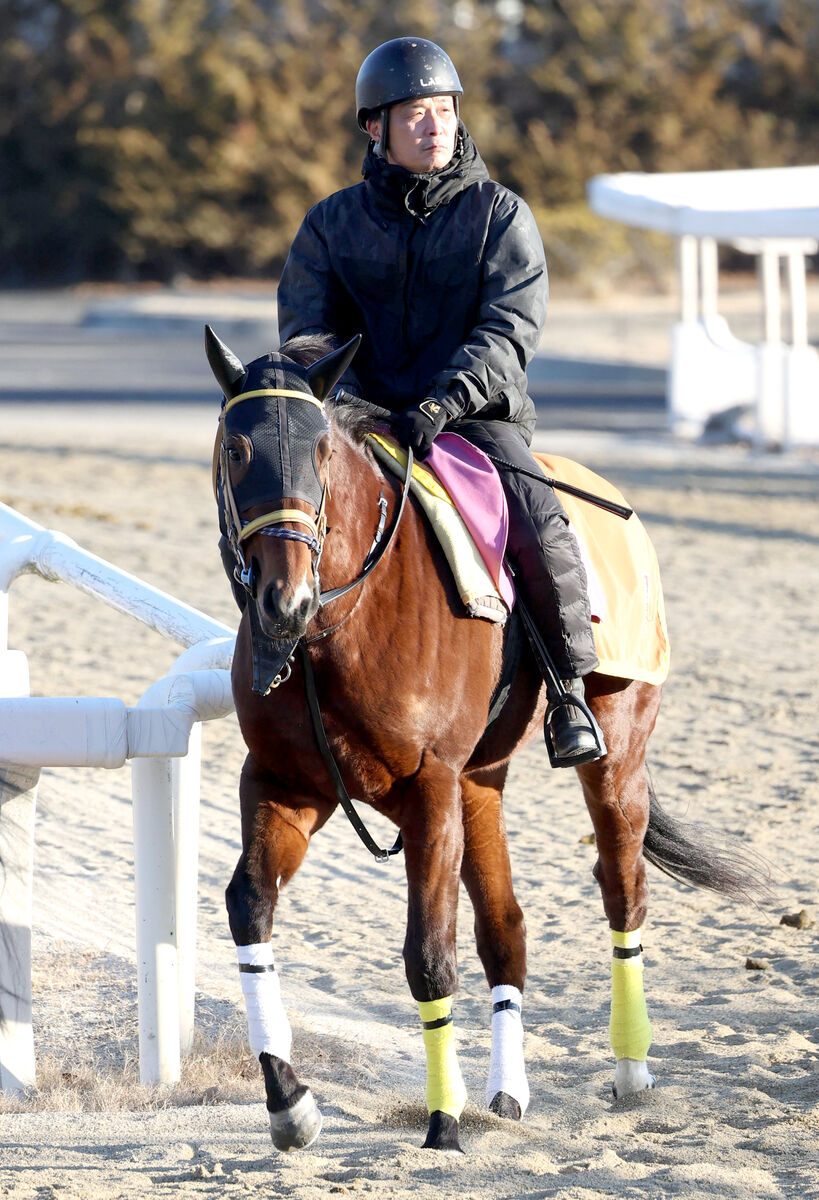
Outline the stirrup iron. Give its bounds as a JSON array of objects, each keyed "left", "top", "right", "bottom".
[
  {"left": 544, "top": 683, "right": 607, "bottom": 768},
  {"left": 514, "top": 595, "right": 606, "bottom": 768}
]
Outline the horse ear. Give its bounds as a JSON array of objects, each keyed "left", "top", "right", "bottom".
[
  {"left": 205, "top": 325, "right": 246, "bottom": 399},
  {"left": 305, "top": 334, "right": 362, "bottom": 402}
]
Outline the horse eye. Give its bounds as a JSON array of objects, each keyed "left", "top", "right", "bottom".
[{"left": 228, "top": 447, "right": 242, "bottom": 463}]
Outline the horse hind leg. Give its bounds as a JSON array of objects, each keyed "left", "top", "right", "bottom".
[
  {"left": 576, "top": 679, "right": 661, "bottom": 1099},
  {"left": 460, "top": 769, "right": 529, "bottom": 1121},
  {"left": 226, "top": 756, "right": 333, "bottom": 1151},
  {"left": 401, "top": 754, "right": 468, "bottom": 1152}
]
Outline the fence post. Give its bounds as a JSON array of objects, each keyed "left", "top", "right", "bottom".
[
  {"left": 0, "top": 766, "right": 40, "bottom": 1095},
  {"left": 173, "top": 722, "right": 202, "bottom": 1057},
  {"left": 0, "top": 647, "right": 39, "bottom": 1094},
  {"left": 131, "top": 756, "right": 181, "bottom": 1086}
]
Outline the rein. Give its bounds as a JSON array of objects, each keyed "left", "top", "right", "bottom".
[
  {"left": 301, "top": 442, "right": 412, "bottom": 862},
  {"left": 318, "top": 448, "right": 413, "bottom": 608},
  {"left": 218, "top": 386, "right": 413, "bottom": 862},
  {"left": 298, "top": 642, "right": 403, "bottom": 862}
]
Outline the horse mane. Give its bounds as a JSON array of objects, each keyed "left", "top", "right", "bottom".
[{"left": 279, "top": 333, "right": 389, "bottom": 445}]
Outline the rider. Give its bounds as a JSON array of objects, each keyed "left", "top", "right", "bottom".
[{"left": 276, "top": 37, "right": 605, "bottom": 767}]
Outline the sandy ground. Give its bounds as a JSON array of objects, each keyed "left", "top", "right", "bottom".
[{"left": 0, "top": 389, "right": 818, "bottom": 1198}]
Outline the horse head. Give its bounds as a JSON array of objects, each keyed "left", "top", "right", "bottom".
[{"left": 206, "top": 326, "right": 360, "bottom": 640}]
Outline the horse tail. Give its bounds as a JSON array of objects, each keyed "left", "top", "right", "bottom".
[{"left": 642, "top": 777, "right": 773, "bottom": 904}]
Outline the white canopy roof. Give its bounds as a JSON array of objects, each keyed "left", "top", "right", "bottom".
[{"left": 587, "top": 165, "right": 819, "bottom": 240}]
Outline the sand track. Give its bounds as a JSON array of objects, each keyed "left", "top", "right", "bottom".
[{"left": 0, "top": 402, "right": 817, "bottom": 1199}]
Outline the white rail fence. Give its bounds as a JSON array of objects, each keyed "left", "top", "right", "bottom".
[
  {"left": 587, "top": 165, "right": 819, "bottom": 447},
  {"left": 0, "top": 500, "right": 237, "bottom": 1093}
]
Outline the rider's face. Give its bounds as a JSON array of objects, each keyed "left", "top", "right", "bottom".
[{"left": 366, "top": 95, "right": 458, "bottom": 173}]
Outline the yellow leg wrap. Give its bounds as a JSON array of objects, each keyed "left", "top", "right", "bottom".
[
  {"left": 418, "top": 997, "right": 468, "bottom": 1119},
  {"left": 610, "top": 928, "right": 652, "bottom": 1061}
]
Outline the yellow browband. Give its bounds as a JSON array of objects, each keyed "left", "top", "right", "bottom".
[
  {"left": 238, "top": 508, "right": 321, "bottom": 544},
  {"left": 223, "top": 387, "right": 325, "bottom": 415}
]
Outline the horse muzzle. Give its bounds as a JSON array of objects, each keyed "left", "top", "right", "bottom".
[{"left": 257, "top": 573, "right": 320, "bottom": 640}]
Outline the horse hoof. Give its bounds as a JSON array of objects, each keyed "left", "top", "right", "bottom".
[
  {"left": 612, "top": 1058, "right": 656, "bottom": 1099},
  {"left": 268, "top": 1089, "right": 323, "bottom": 1151},
  {"left": 488, "top": 1091, "right": 522, "bottom": 1120},
  {"left": 422, "top": 1110, "right": 463, "bottom": 1153}
]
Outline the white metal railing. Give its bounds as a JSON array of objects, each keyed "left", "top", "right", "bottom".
[
  {"left": 0, "top": 500, "right": 237, "bottom": 1092},
  {"left": 587, "top": 166, "right": 819, "bottom": 447}
]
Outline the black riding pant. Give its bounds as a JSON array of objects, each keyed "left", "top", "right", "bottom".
[{"left": 452, "top": 418, "right": 599, "bottom": 680}]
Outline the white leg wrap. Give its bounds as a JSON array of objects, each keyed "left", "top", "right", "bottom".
[
  {"left": 486, "top": 985, "right": 529, "bottom": 1115},
  {"left": 237, "top": 943, "right": 292, "bottom": 1062}
]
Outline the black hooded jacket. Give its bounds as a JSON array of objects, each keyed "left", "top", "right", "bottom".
[{"left": 277, "top": 126, "right": 548, "bottom": 442}]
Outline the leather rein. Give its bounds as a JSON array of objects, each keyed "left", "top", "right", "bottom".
[{"left": 216, "top": 386, "right": 413, "bottom": 861}]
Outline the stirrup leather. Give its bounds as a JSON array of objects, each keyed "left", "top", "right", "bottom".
[{"left": 514, "top": 594, "right": 606, "bottom": 767}]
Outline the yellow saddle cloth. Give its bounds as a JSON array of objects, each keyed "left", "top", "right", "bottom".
[
  {"left": 367, "top": 435, "right": 670, "bottom": 686},
  {"left": 535, "top": 454, "right": 670, "bottom": 685}
]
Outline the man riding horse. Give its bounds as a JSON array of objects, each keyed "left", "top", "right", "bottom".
[{"left": 276, "top": 36, "right": 604, "bottom": 767}]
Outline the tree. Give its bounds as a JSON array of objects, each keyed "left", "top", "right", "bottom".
[{"left": 0, "top": 0, "right": 816, "bottom": 283}]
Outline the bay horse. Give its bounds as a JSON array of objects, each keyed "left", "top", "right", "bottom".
[{"left": 206, "top": 327, "right": 757, "bottom": 1154}]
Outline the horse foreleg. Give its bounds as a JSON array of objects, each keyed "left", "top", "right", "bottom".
[
  {"left": 226, "top": 754, "right": 334, "bottom": 1151},
  {"left": 401, "top": 754, "right": 467, "bottom": 1152},
  {"left": 576, "top": 680, "right": 660, "bottom": 1098},
  {"left": 460, "top": 769, "right": 529, "bottom": 1121}
]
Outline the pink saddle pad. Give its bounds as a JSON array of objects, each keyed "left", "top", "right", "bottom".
[{"left": 424, "top": 433, "right": 515, "bottom": 610}]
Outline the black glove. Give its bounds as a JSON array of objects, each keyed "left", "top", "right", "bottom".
[{"left": 393, "top": 398, "right": 451, "bottom": 460}]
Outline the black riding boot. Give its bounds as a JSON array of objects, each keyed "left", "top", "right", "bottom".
[{"left": 546, "top": 676, "right": 607, "bottom": 768}]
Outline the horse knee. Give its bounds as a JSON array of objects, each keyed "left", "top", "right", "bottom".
[
  {"left": 226, "top": 857, "right": 275, "bottom": 945},
  {"left": 404, "top": 931, "right": 458, "bottom": 1002}
]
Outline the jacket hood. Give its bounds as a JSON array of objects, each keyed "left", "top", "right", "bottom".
[{"left": 361, "top": 123, "right": 489, "bottom": 219}]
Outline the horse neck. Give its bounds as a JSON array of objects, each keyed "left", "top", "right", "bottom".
[{"left": 321, "top": 422, "right": 386, "bottom": 589}]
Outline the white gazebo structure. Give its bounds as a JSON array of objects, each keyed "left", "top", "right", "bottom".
[{"left": 587, "top": 165, "right": 819, "bottom": 447}]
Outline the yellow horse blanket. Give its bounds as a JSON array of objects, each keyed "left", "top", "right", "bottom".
[
  {"left": 368, "top": 434, "right": 670, "bottom": 686},
  {"left": 535, "top": 454, "right": 670, "bottom": 685}
]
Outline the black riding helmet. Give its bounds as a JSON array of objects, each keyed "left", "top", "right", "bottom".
[{"left": 355, "top": 37, "right": 463, "bottom": 145}]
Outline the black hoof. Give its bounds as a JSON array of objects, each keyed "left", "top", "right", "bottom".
[
  {"left": 268, "top": 1090, "right": 323, "bottom": 1152},
  {"left": 260, "top": 1052, "right": 322, "bottom": 1152},
  {"left": 422, "top": 1110, "right": 463, "bottom": 1153},
  {"left": 488, "top": 1090, "right": 521, "bottom": 1120}
]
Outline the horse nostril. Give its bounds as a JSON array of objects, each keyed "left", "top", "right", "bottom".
[{"left": 262, "top": 581, "right": 281, "bottom": 617}]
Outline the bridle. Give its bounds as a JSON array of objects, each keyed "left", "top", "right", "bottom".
[
  {"left": 216, "top": 384, "right": 414, "bottom": 611},
  {"left": 216, "top": 386, "right": 330, "bottom": 597}
]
